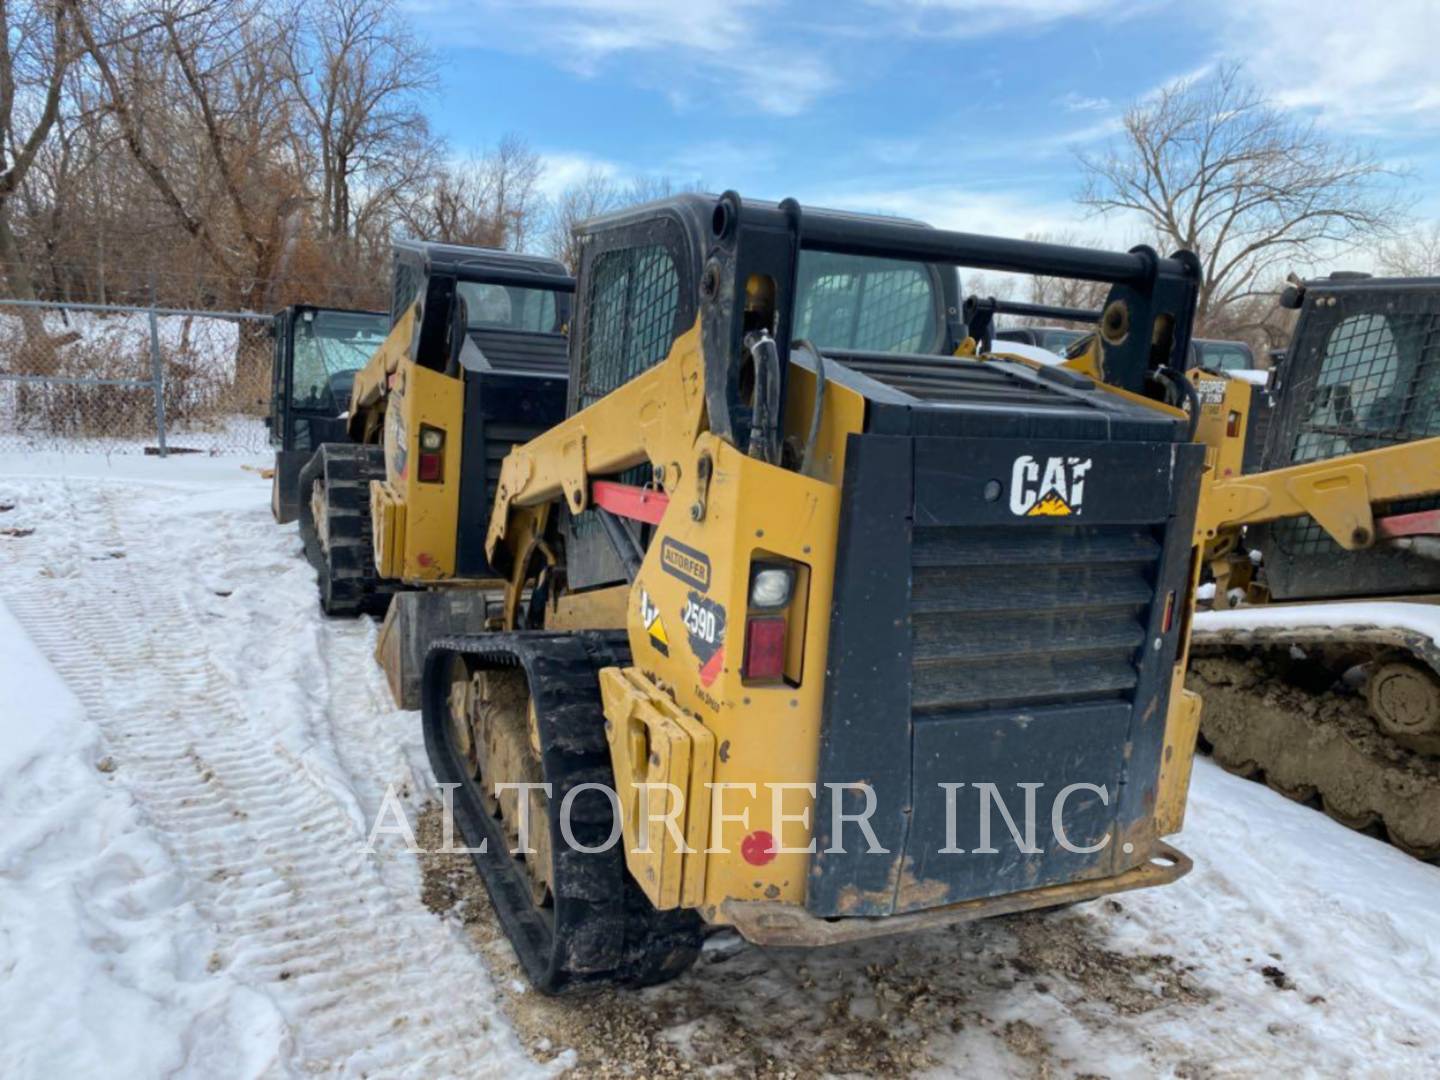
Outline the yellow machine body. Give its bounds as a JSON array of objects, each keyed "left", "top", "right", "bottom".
[
  {"left": 489, "top": 322, "right": 1204, "bottom": 926},
  {"left": 371, "top": 359, "right": 466, "bottom": 582},
  {"left": 345, "top": 308, "right": 468, "bottom": 583},
  {"left": 421, "top": 193, "right": 1215, "bottom": 985}
]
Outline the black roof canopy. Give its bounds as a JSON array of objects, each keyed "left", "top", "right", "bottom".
[{"left": 391, "top": 239, "right": 574, "bottom": 292}]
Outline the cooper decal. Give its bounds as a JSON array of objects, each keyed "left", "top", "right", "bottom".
[
  {"left": 660, "top": 537, "right": 712, "bottom": 591},
  {"left": 682, "top": 591, "right": 726, "bottom": 687},
  {"left": 1009, "top": 454, "right": 1092, "bottom": 517},
  {"left": 1195, "top": 376, "right": 1227, "bottom": 406},
  {"left": 639, "top": 589, "right": 670, "bottom": 656}
]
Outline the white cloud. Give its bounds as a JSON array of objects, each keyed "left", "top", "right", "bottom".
[
  {"left": 863, "top": 0, "right": 1137, "bottom": 38},
  {"left": 1213, "top": 0, "right": 1440, "bottom": 134},
  {"left": 1057, "top": 91, "right": 1111, "bottom": 113},
  {"left": 407, "top": 0, "right": 835, "bottom": 115},
  {"left": 531, "top": 151, "right": 624, "bottom": 201}
]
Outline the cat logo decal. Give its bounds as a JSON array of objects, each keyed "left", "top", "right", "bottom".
[{"left": 1009, "top": 454, "right": 1093, "bottom": 517}]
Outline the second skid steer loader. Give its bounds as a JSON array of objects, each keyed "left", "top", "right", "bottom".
[
  {"left": 1187, "top": 273, "right": 1440, "bottom": 859},
  {"left": 294, "top": 241, "right": 575, "bottom": 704}
]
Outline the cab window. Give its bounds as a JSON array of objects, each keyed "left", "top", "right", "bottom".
[
  {"left": 291, "top": 310, "right": 388, "bottom": 412},
  {"left": 793, "top": 251, "right": 941, "bottom": 354},
  {"left": 1196, "top": 341, "right": 1253, "bottom": 372},
  {"left": 457, "top": 281, "right": 562, "bottom": 333},
  {"left": 577, "top": 243, "right": 681, "bottom": 407}
]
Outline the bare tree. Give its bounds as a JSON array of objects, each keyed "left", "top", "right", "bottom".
[
  {"left": 1078, "top": 65, "right": 1407, "bottom": 329},
  {"left": 483, "top": 134, "right": 544, "bottom": 250},
  {"left": 287, "top": 0, "right": 434, "bottom": 243},
  {"left": 1378, "top": 221, "right": 1440, "bottom": 277},
  {"left": 399, "top": 135, "right": 544, "bottom": 249},
  {"left": 0, "top": 0, "right": 77, "bottom": 301},
  {"left": 1196, "top": 290, "right": 1296, "bottom": 359},
  {"left": 545, "top": 171, "right": 703, "bottom": 270},
  {"left": 76, "top": 0, "right": 308, "bottom": 309},
  {"left": 546, "top": 167, "right": 619, "bottom": 271},
  {"left": 1022, "top": 231, "right": 1110, "bottom": 320}
]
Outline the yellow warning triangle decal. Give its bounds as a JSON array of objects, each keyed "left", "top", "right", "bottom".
[{"left": 1026, "top": 492, "right": 1073, "bottom": 516}]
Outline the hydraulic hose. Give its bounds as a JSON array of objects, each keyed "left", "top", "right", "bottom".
[
  {"left": 1154, "top": 365, "right": 1201, "bottom": 442},
  {"left": 744, "top": 331, "right": 782, "bottom": 465},
  {"left": 792, "top": 338, "right": 828, "bottom": 477}
]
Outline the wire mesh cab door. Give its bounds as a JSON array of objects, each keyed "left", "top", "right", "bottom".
[
  {"left": 1255, "top": 279, "right": 1440, "bottom": 598},
  {"left": 561, "top": 215, "right": 698, "bottom": 590}
]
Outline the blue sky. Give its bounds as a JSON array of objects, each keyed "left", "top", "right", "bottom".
[{"left": 406, "top": 0, "right": 1440, "bottom": 245}]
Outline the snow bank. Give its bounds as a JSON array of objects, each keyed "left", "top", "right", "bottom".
[
  {"left": 1195, "top": 599, "right": 1440, "bottom": 640},
  {"left": 0, "top": 600, "right": 288, "bottom": 1075}
]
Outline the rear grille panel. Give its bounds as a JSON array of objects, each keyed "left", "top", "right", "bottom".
[
  {"left": 910, "top": 524, "right": 1160, "bottom": 713},
  {"left": 454, "top": 372, "right": 569, "bottom": 580},
  {"left": 484, "top": 421, "right": 550, "bottom": 506},
  {"left": 809, "top": 430, "right": 1204, "bottom": 918}
]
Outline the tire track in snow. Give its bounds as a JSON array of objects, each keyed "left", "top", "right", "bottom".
[{"left": 2, "top": 478, "right": 540, "bottom": 1078}]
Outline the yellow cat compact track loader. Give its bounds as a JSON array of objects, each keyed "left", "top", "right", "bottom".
[
  {"left": 420, "top": 192, "right": 1211, "bottom": 991},
  {"left": 1187, "top": 274, "right": 1440, "bottom": 859},
  {"left": 295, "top": 242, "right": 574, "bottom": 703}
]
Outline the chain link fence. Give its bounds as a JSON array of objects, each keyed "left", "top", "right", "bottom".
[{"left": 0, "top": 299, "right": 275, "bottom": 455}]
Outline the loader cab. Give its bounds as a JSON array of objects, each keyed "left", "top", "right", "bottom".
[
  {"left": 388, "top": 240, "right": 573, "bottom": 376},
  {"left": 267, "top": 304, "right": 388, "bottom": 523},
  {"left": 268, "top": 304, "right": 388, "bottom": 453},
  {"left": 1251, "top": 274, "right": 1440, "bottom": 599},
  {"left": 371, "top": 241, "right": 576, "bottom": 583},
  {"left": 504, "top": 192, "right": 1207, "bottom": 943},
  {"left": 561, "top": 194, "right": 964, "bottom": 588}
]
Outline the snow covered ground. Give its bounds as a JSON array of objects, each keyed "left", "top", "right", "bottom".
[{"left": 1, "top": 451, "right": 1438, "bottom": 1078}]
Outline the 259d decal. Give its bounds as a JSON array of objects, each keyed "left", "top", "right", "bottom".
[
  {"left": 682, "top": 591, "right": 726, "bottom": 687},
  {"left": 1009, "top": 454, "right": 1093, "bottom": 517}
]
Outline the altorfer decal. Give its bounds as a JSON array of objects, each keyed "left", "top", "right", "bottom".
[{"left": 660, "top": 537, "right": 712, "bottom": 591}]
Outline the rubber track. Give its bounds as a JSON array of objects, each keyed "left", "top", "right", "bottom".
[
  {"left": 297, "top": 443, "right": 393, "bottom": 617},
  {"left": 422, "top": 631, "right": 702, "bottom": 993},
  {"left": 2, "top": 480, "right": 527, "bottom": 1074},
  {"left": 1189, "top": 646, "right": 1440, "bottom": 862}
]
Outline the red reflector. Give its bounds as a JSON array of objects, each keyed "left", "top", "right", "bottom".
[
  {"left": 1226, "top": 410, "right": 1241, "bottom": 438},
  {"left": 743, "top": 616, "right": 786, "bottom": 680},
  {"left": 418, "top": 451, "right": 443, "bottom": 483},
  {"left": 1161, "top": 590, "right": 1177, "bottom": 633}
]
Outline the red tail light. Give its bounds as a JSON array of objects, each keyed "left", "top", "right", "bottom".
[
  {"left": 742, "top": 616, "right": 787, "bottom": 681},
  {"left": 1226, "top": 410, "right": 1241, "bottom": 438},
  {"left": 418, "top": 425, "right": 445, "bottom": 483}
]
